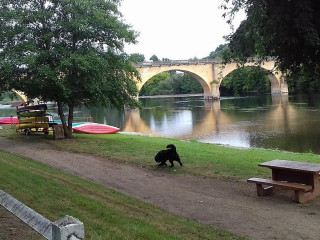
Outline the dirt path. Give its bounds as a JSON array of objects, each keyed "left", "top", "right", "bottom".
[{"left": 1, "top": 137, "right": 320, "bottom": 240}]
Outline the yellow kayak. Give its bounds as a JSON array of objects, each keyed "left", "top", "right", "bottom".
[
  {"left": 16, "top": 122, "right": 49, "bottom": 130},
  {"left": 18, "top": 117, "right": 49, "bottom": 124}
]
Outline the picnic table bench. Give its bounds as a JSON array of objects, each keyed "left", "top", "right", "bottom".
[{"left": 247, "top": 160, "right": 320, "bottom": 203}]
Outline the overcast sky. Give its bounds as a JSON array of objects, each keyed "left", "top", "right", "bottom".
[{"left": 120, "top": 0, "right": 246, "bottom": 60}]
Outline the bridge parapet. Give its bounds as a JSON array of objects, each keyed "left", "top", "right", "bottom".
[
  {"left": 133, "top": 57, "right": 277, "bottom": 68},
  {"left": 133, "top": 59, "right": 221, "bottom": 68}
]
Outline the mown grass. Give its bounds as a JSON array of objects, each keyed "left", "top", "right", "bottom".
[
  {"left": 0, "top": 150, "right": 247, "bottom": 240},
  {"left": 1, "top": 125, "right": 320, "bottom": 180}
]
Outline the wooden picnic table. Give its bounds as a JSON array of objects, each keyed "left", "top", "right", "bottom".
[{"left": 248, "top": 159, "right": 320, "bottom": 203}]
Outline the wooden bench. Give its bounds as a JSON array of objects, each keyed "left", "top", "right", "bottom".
[{"left": 247, "top": 177, "right": 313, "bottom": 203}]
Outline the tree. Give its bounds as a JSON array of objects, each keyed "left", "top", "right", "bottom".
[
  {"left": 139, "top": 72, "right": 171, "bottom": 96},
  {"left": 209, "top": 44, "right": 229, "bottom": 59},
  {"left": 222, "top": 0, "right": 320, "bottom": 77},
  {"left": 150, "top": 55, "right": 159, "bottom": 62},
  {"left": 129, "top": 53, "right": 145, "bottom": 63},
  {"left": 0, "top": 0, "right": 140, "bottom": 138}
]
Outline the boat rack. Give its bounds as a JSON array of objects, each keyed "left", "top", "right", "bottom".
[{"left": 16, "top": 104, "right": 56, "bottom": 135}]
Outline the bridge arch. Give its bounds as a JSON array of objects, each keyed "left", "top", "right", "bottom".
[
  {"left": 12, "top": 89, "right": 27, "bottom": 104},
  {"left": 219, "top": 65, "right": 281, "bottom": 94},
  {"left": 136, "top": 63, "right": 215, "bottom": 98},
  {"left": 135, "top": 59, "right": 288, "bottom": 99},
  {"left": 138, "top": 69, "right": 211, "bottom": 96},
  {"left": 216, "top": 61, "right": 288, "bottom": 97}
]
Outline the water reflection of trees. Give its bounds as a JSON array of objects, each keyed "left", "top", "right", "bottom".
[
  {"left": 72, "top": 105, "right": 125, "bottom": 129},
  {"left": 0, "top": 108, "right": 16, "bottom": 117},
  {"left": 42, "top": 94, "right": 320, "bottom": 154}
]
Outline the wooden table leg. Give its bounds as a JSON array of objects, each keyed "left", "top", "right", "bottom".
[
  {"left": 295, "top": 191, "right": 316, "bottom": 203},
  {"left": 313, "top": 172, "right": 320, "bottom": 195},
  {"left": 296, "top": 173, "right": 320, "bottom": 203},
  {"left": 256, "top": 184, "right": 274, "bottom": 196}
]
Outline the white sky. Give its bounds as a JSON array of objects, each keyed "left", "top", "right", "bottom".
[{"left": 120, "top": 0, "right": 246, "bottom": 60}]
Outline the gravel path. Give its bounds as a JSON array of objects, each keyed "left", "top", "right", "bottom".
[{"left": 1, "top": 137, "right": 320, "bottom": 240}]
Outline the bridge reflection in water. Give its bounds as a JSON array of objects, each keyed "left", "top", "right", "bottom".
[
  {"left": 121, "top": 95, "right": 296, "bottom": 148},
  {"left": 66, "top": 94, "right": 320, "bottom": 153}
]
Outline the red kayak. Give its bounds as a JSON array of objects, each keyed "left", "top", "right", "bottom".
[
  {"left": 72, "top": 123, "right": 120, "bottom": 134},
  {"left": 0, "top": 117, "right": 18, "bottom": 124}
]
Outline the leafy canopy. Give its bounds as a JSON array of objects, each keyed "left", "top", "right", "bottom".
[
  {"left": 149, "top": 54, "right": 159, "bottom": 62},
  {"left": 0, "top": 0, "right": 140, "bottom": 136},
  {"left": 208, "top": 44, "right": 232, "bottom": 60},
  {"left": 129, "top": 53, "right": 145, "bottom": 63},
  {"left": 222, "top": 0, "right": 320, "bottom": 76}
]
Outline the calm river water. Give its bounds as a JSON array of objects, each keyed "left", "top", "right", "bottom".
[{"left": 2, "top": 94, "right": 320, "bottom": 154}]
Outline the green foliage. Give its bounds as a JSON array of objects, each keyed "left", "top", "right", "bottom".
[
  {"left": 223, "top": 0, "right": 320, "bottom": 76},
  {"left": 0, "top": 91, "right": 20, "bottom": 104},
  {"left": 209, "top": 44, "right": 232, "bottom": 60},
  {"left": 149, "top": 54, "right": 159, "bottom": 61},
  {"left": 129, "top": 53, "right": 145, "bottom": 63},
  {"left": 140, "top": 72, "right": 171, "bottom": 96},
  {"left": 287, "top": 68, "right": 320, "bottom": 93},
  {"left": 139, "top": 72, "right": 203, "bottom": 96},
  {"left": 0, "top": 0, "right": 140, "bottom": 137},
  {"left": 221, "top": 67, "right": 270, "bottom": 96}
]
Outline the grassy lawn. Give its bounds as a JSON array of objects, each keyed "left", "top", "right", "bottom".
[
  {"left": 0, "top": 150, "right": 246, "bottom": 240},
  {"left": 1, "top": 125, "right": 320, "bottom": 180},
  {"left": 1, "top": 126, "right": 320, "bottom": 239}
]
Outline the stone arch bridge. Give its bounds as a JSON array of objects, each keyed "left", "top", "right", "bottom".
[
  {"left": 134, "top": 58, "right": 288, "bottom": 99},
  {"left": 14, "top": 58, "right": 287, "bottom": 103}
]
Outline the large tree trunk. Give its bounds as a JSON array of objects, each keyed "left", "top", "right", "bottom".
[
  {"left": 67, "top": 103, "right": 74, "bottom": 138},
  {"left": 57, "top": 101, "right": 71, "bottom": 138}
]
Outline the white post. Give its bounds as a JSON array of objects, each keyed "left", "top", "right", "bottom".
[{"left": 52, "top": 216, "right": 85, "bottom": 240}]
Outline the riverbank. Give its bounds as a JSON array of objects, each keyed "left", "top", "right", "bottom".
[
  {"left": 0, "top": 133, "right": 320, "bottom": 240},
  {"left": 1, "top": 125, "right": 320, "bottom": 180}
]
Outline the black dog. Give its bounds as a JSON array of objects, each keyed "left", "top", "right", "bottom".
[{"left": 155, "top": 144, "right": 182, "bottom": 167}]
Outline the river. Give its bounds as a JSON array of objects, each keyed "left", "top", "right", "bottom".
[{"left": 2, "top": 94, "right": 320, "bottom": 154}]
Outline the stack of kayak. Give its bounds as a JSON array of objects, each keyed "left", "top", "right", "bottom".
[
  {"left": 2, "top": 103, "right": 120, "bottom": 135},
  {"left": 16, "top": 104, "right": 51, "bottom": 134},
  {"left": 16, "top": 116, "right": 50, "bottom": 131}
]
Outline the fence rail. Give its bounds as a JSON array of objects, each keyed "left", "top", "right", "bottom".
[{"left": 0, "top": 189, "right": 84, "bottom": 240}]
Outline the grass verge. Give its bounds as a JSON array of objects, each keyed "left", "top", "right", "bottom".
[
  {"left": 0, "top": 150, "right": 246, "bottom": 240},
  {"left": 1, "top": 125, "right": 320, "bottom": 180}
]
